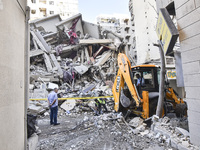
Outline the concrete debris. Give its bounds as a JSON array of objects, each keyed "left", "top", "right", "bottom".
[
  {"left": 29, "top": 13, "right": 122, "bottom": 110},
  {"left": 60, "top": 99, "right": 76, "bottom": 111},
  {"left": 175, "top": 127, "right": 190, "bottom": 137},
  {"left": 129, "top": 117, "right": 144, "bottom": 128},
  {"left": 151, "top": 116, "right": 198, "bottom": 150},
  {"left": 27, "top": 133, "right": 39, "bottom": 150},
  {"left": 28, "top": 105, "right": 43, "bottom": 114},
  {"left": 47, "top": 82, "right": 59, "bottom": 90}
]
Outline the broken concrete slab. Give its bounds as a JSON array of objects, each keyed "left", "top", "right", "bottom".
[
  {"left": 31, "top": 31, "right": 48, "bottom": 53},
  {"left": 82, "top": 84, "right": 96, "bottom": 94},
  {"left": 175, "top": 127, "right": 190, "bottom": 137},
  {"left": 32, "top": 89, "right": 48, "bottom": 99},
  {"left": 28, "top": 105, "right": 43, "bottom": 114},
  {"left": 47, "top": 82, "right": 59, "bottom": 90},
  {"left": 82, "top": 21, "right": 101, "bottom": 39},
  {"left": 60, "top": 100, "right": 76, "bottom": 111},
  {"left": 74, "top": 64, "right": 88, "bottom": 75},
  {"left": 129, "top": 117, "right": 144, "bottom": 128},
  {"left": 43, "top": 53, "right": 53, "bottom": 72},
  {"left": 94, "top": 51, "right": 112, "bottom": 66},
  {"left": 49, "top": 53, "right": 63, "bottom": 78},
  {"left": 79, "top": 39, "right": 112, "bottom": 45},
  {"left": 34, "top": 30, "right": 52, "bottom": 53},
  {"left": 30, "top": 49, "right": 44, "bottom": 57},
  {"left": 56, "top": 13, "right": 84, "bottom": 38},
  {"left": 30, "top": 14, "right": 62, "bottom": 33}
]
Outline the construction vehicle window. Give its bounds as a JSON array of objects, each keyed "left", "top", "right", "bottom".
[
  {"left": 133, "top": 69, "right": 154, "bottom": 89},
  {"left": 142, "top": 70, "right": 154, "bottom": 89}
]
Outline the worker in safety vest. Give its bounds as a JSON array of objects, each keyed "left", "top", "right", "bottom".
[{"left": 94, "top": 91, "right": 108, "bottom": 116}]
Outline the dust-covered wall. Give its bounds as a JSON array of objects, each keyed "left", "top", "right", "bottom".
[{"left": 0, "top": 0, "right": 26, "bottom": 149}]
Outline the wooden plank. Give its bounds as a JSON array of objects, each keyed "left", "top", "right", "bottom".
[
  {"left": 88, "top": 45, "right": 93, "bottom": 57},
  {"left": 93, "top": 46, "right": 104, "bottom": 58},
  {"left": 50, "top": 54, "right": 63, "bottom": 78},
  {"left": 79, "top": 39, "right": 112, "bottom": 44},
  {"left": 43, "top": 53, "right": 53, "bottom": 72}
]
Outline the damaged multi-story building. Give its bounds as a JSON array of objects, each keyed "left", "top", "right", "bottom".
[{"left": 27, "top": 0, "right": 79, "bottom": 20}]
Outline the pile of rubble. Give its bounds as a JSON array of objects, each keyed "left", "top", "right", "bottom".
[
  {"left": 34, "top": 112, "right": 199, "bottom": 150},
  {"left": 29, "top": 13, "right": 125, "bottom": 103}
]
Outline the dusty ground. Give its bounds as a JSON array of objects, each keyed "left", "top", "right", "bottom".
[{"left": 36, "top": 112, "right": 174, "bottom": 150}]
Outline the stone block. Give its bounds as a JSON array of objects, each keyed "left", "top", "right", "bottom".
[
  {"left": 185, "top": 86, "right": 200, "bottom": 99},
  {"left": 195, "top": 0, "right": 200, "bottom": 8},
  {"left": 174, "top": 0, "right": 189, "bottom": 9},
  {"left": 179, "top": 20, "right": 200, "bottom": 41},
  {"left": 181, "top": 47, "right": 200, "bottom": 62},
  {"left": 178, "top": 7, "right": 200, "bottom": 31},
  {"left": 129, "top": 117, "right": 144, "bottom": 128},
  {"left": 184, "top": 74, "right": 200, "bottom": 87},
  {"left": 182, "top": 61, "right": 200, "bottom": 75},
  {"left": 32, "top": 89, "right": 48, "bottom": 99},
  {"left": 190, "top": 133, "right": 200, "bottom": 146},
  {"left": 176, "top": 0, "right": 195, "bottom": 20},
  {"left": 188, "top": 110, "right": 200, "bottom": 125},
  {"left": 60, "top": 99, "right": 76, "bottom": 111},
  {"left": 27, "top": 133, "right": 38, "bottom": 150},
  {"left": 28, "top": 105, "right": 43, "bottom": 114},
  {"left": 186, "top": 99, "right": 200, "bottom": 112}
]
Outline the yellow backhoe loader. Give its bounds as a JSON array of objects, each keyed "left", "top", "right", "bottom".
[{"left": 112, "top": 53, "right": 187, "bottom": 119}]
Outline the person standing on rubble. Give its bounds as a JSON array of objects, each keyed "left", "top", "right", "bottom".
[{"left": 48, "top": 88, "right": 60, "bottom": 125}]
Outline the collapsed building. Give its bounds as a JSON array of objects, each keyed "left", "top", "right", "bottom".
[{"left": 29, "top": 13, "right": 127, "bottom": 100}]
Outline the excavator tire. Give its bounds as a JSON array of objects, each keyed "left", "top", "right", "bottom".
[{"left": 175, "top": 103, "right": 187, "bottom": 118}]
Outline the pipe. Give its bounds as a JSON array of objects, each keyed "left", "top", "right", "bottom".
[{"left": 155, "top": 41, "right": 166, "bottom": 118}]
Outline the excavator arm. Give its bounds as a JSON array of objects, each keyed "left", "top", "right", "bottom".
[{"left": 112, "top": 53, "right": 141, "bottom": 112}]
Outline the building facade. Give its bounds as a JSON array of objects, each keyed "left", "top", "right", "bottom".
[
  {"left": 156, "top": 0, "right": 200, "bottom": 146},
  {"left": 96, "top": 14, "right": 136, "bottom": 64},
  {"left": 0, "top": 0, "right": 28, "bottom": 149},
  {"left": 28, "top": 0, "right": 78, "bottom": 20},
  {"left": 129, "top": 0, "right": 160, "bottom": 65}
]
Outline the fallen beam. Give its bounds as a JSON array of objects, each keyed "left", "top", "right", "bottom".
[
  {"left": 79, "top": 39, "right": 112, "bottom": 45},
  {"left": 30, "top": 49, "right": 44, "bottom": 57},
  {"left": 50, "top": 54, "right": 63, "bottom": 78}
]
